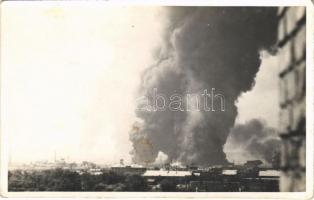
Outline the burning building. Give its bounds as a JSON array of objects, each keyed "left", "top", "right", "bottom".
[{"left": 129, "top": 6, "right": 307, "bottom": 192}]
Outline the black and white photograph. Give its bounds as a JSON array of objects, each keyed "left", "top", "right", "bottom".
[{"left": 0, "top": 0, "right": 313, "bottom": 198}]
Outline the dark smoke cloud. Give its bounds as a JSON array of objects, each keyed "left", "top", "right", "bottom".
[
  {"left": 130, "top": 7, "right": 278, "bottom": 166},
  {"left": 224, "top": 119, "right": 281, "bottom": 164}
]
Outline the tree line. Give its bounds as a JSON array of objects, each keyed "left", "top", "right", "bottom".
[{"left": 8, "top": 169, "right": 149, "bottom": 191}]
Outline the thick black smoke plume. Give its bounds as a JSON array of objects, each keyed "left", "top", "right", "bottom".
[
  {"left": 130, "top": 7, "right": 278, "bottom": 166},
  {"left": 224, "top": 119, "right": 281, "bottom": 165}
]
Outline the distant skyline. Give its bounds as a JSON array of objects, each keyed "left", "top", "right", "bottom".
[{"left": 2, "top": 3, "right": 279, "bottom": 165}]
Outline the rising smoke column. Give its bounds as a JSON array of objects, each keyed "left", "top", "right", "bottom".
[
  {"left": 224, "top": 119, "right": 281, "bottom": 165},
  {"left": 130, "top": 7, "right": 278, "bottom": 166}
]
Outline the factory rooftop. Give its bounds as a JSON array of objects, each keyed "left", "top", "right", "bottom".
[{"left": 143, "top": 170, "right": 192, "bottom": 177}]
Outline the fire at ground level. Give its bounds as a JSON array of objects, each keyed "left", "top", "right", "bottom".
[{"left": 112, "top": 160, "right": 280, "bottom": 192}]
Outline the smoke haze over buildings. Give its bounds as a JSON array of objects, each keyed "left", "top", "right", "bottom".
[{"left": 224, "top": 119, "right": 281, "bottom": 165}]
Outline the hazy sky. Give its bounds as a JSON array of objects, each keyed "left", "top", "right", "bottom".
[
  {"left": 237, "top": 51, "right": 280, "bottom": 128},
  {"left": 2, "top": 2, "right": 279, "bottom": 164}
]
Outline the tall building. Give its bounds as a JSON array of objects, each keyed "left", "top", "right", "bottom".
[{"left": 276, "top": 7, "right": 306, "bottom": 192}]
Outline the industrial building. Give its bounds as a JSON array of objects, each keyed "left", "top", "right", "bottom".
[
  {"left": 140, "top": 166, "right": 279, "bottom": 192},
  {"left": 276, "top": 6, "right": 306, "bottom": 192}
]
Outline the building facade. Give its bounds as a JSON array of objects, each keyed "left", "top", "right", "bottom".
[{"left": 277, "top": 7, "right": 306, "bottom": 192}]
